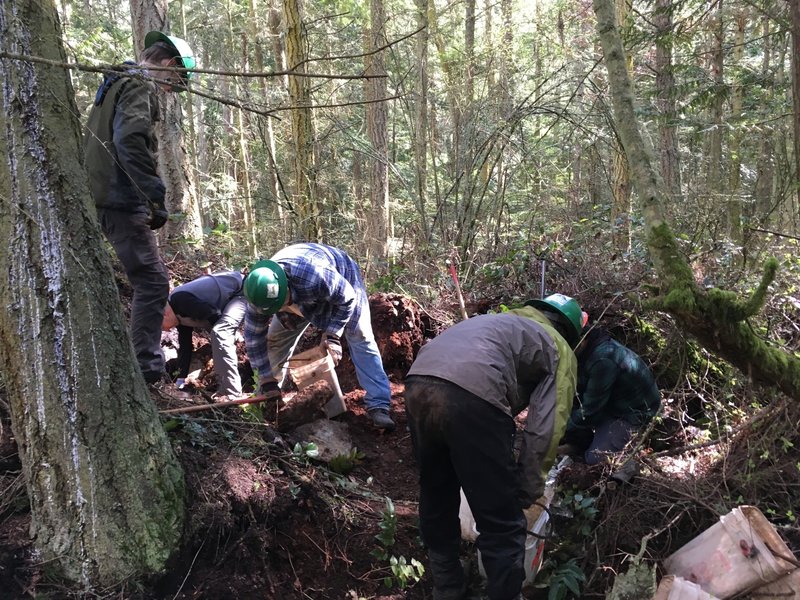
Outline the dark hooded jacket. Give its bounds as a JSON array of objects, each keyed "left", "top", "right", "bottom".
[
  {"left": 169, "top": 272, "right": 245, "bottom": 379},
  {"left": 84, "top": 66, "right": 165, "bottom": 214}
]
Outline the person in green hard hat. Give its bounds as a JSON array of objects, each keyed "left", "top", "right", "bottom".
[
  {"left": 84, "top": 31, "right": 197, "bottom": 387},
  {"left": 242, "top": 243, "right": 395, "bottom": 430},
  {"left": 403, "top": 294, "right": 583, "bottom": 600}
]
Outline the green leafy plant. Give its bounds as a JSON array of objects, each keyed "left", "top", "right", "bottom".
[
  {"left": 535, "top": 489, "right": 596, "bottom": 598},
  {"left": 369, "top": 497, "right": 425, "bottom": 589},
  {"left": 546, "top": 558, "right": 586, "bottom": 600},
  {"left": 386, "top": 555, "right": 424, "bottom": 589},
  {"left": 565, "top": 492, "right": 599, "bottom": 536},
  {"left": 292, "top": 441, "right": 320, "bottom": 462},
  {"left": 370, "top": 264, "right": 406, "bottom": 293},
  {"left": 328, "top": 448, "right": 365, "bottom": 475},
  {"left": 371, "top": 497, "right": 397, "bottom": 561}
]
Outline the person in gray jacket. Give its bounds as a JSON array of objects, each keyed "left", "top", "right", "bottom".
[
  {"left": 404, "top": 295, "right": 582, "bottom": 600},
  {"left": 84, "top": 31, "right": 196, "bottom": 385},
  {"left": 162, "top": 271, "right": 246, "bottom": 399}
]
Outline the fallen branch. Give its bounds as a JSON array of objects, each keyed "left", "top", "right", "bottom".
[{"left": 159, "top": 395, "right": 272, "bottom": 415}]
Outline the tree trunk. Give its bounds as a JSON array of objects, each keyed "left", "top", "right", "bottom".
[
  {"left": 364, "top": 0, "right": 390, "bottom": 274},
  {"left": 413, "top": 0, "right": 430, "bottom": 244},
  {"left": 753, "top": 16, "right": 775, "bottom": 222},
  {"left": 610, "top": 0, "right": 632, "bottom": 252},
  {"left": 249, "top": 0, "right": 284, "bottom": 241},
  {"left": 465, "top": 0, "right": 475, "bottom": 104},
  {"left": 654, "top": 0, "right": 682, "bottom": 200},
  {"left": 283, "top": 0, "right": 321, "bottom": 241},
  {"left": 706, "top": 0, "right": 725, "bottom": 226},
  {"left": 177, "top": 0, "right": 204, "bottom": 240},
  {"left": 728, "top": 10, "right": 747, "bottom": 248},
  {"left": 0, "top": 0, "right": 184, "bottom": 589},
  {"left": 236, "top": 25, "right": 257, "bottom": 257},
  {"left": 130, "top": 0, "right": 202, "bottom": 246},
  {"left": 789, "top": 0, "right": 800, "bottom": 218},
  {"left": 593, "top": 0, "right": 800, "bottom": 400},
  {"left": 268, "top": 0, "right": 289, "bottom": 237}
]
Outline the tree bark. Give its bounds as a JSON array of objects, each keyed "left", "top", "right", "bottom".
[
  {"left": 753, "top": 16, "right": 775, "bottom": 221},
  {"left": 268, "top": 0, "right": 289, "bottom": 237},
  {"left": 365, "top": 0, "right": 390, "bottom": 274},
  {"left": 728, "top": 10, "right": 747, "bottom": 248},
  {"left": 654, "top": 0, "right": 682, "bottom": 200},
  {"left": 465, "top": 0, "right": 475, "bottom": 104},
  {"left": 177, "top": 0, "right": 205, "bottom": 240},
  {"left": 609, "top": 0, "right": 632, "bottom": 252},
  {"left": 234, "top": 14, "right": 257, "bottom": 257},
  {"left": 283, "top": 0, "right": 321, "bottom": 241},
  {"left": 593, "top": 0, "right": 800, "bottom": 400},
  {"left": 413, "top": 0, "right": 430, "bottom": 243},
  {"left": 706, "top": 0, "right": 725, "bottom": 226},
  {"left": 789, "top": 0, "right": 800, "bottom": 218},
  {"left": 0, "top": 0, "right": 184, "bottom": 589}
]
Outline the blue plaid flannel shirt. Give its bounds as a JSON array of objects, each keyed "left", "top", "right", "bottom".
[{"left": 244, "top": 243, "right": 368, "bottom": 380}]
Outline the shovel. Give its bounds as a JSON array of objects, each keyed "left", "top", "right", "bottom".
[{"left": 287, "top": 346, "right": 347, "bottom": 418}]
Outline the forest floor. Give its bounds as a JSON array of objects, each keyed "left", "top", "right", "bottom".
[{"left": 1, "top": 260, "right": 799, "bottom": 599}]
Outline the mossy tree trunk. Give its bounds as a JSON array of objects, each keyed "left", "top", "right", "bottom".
[
  {"left": 0, "top": 0, "right": 185, "bottom": 589},
  {"left": 592, "top": 0, "right": 800, "bottom": 401}
]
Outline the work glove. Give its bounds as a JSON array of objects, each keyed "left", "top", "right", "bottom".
[
  {"left": 321, "top": 333, "right": 342, "bottom": 366},
  {"left": 523, "top": 496, "right": 549, "bottom": 531},
  {"left": 147, "top": 202, "right": 169, "bottom": 230}
]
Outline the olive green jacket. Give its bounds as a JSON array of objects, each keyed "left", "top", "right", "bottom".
[{"left": 84, "top": 69, "right": 165, "bottom": 214}]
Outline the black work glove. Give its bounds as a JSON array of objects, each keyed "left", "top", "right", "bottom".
[
  {"left": 147, "top": 203, "right": 169, "bottom": 230},
  {"left": 322, "top": 333, "right": 342, "bottom": 366}
]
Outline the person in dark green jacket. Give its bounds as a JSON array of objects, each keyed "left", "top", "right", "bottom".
[
  {"left": 404, "top": 294, "right": 583, "bottom": 600},
  {"left": 84, "top": 31, "right": 196, "bottom": 385},
  {"left": 559, "top": 325, "right": 661, "bottom": 465}
]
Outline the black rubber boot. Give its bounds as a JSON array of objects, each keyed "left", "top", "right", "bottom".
[{"left": 429, "top": 550, "right": 467, "bottom": 600}]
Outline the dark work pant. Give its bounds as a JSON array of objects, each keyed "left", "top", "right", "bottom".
[
  {"left": 405, "top": 376, "right": 526, "bottom": 600},
  {"left": 98, "top": 209, "right": 169, "bottom": 382},
  {"left": 563, "top": 418, "right": 637, "bottom": 465}
]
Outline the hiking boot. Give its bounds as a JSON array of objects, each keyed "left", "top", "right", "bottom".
[
  {"left": 256, "top": 380, "right": 282, "bottom": 400},
  {"left": 368, "top": 408, "right": 396, "bottom": 431}
]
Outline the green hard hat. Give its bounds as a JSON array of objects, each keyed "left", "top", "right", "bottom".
[
  {"left": 526, "top": 293, "right": 584, "bottom": 345},
  {"left": 244, "top": 260, "right": 287, "bottom": 314},
  {"left": 144, "top": 31, "right": 197, "bottom": 86}
]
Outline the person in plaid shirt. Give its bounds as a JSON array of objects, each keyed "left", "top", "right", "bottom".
[
  {"left": 558, "top": 324, "right": 661, "bottom": 464},
  {"left": 242, "top": 243, "right": 394, "bottom": 430}
]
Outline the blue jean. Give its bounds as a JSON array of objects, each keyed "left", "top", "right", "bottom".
[{"left": 266, "top": 302, "right": 391, "bottom": 411}]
